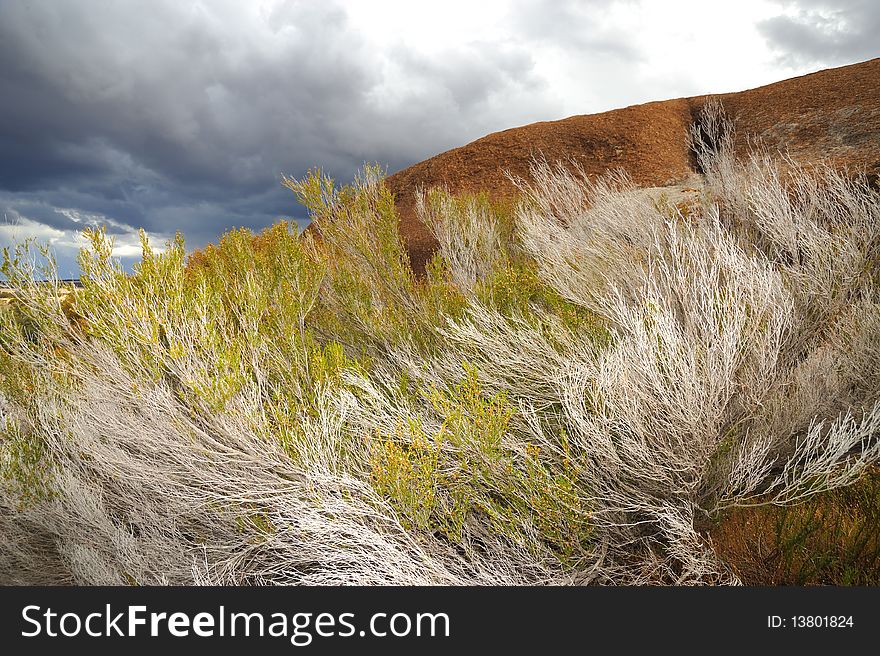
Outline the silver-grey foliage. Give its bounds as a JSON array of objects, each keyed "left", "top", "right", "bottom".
[{"left": 1, "top": 104, "right": 878, "bottom": 585}]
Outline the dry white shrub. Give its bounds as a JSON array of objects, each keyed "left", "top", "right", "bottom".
[
  {"left": 1, "top": 102, "right": 878, "bottom": 585},
  {"left": 417, "top": 189, "right": 505, "bottom": 294}
]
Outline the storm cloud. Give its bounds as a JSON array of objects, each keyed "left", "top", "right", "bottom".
[
  {"left": 759, "top": 1, "right": 880, "bottom": 67},
  {"left": 0, "top": 0, "right": 876, "bottom": 276},
  {"left": 0, "top": 0, "right": 558, "bottom": 274}
]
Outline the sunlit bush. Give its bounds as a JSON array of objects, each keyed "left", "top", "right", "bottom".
[{"left": 1, "top": 104, "right": 879, "bottom": 584}]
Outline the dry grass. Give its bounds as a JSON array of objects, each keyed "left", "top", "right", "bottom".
[{"left": 712, "top": 469, "right": 880, "bottom": 585}]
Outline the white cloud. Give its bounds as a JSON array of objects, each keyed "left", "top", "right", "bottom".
[
  {"left": 1, "top": 212, "right": 84, "bottom": 250},
  {"left": 1, "top": 208, "right": 167, "bottom": 278}
]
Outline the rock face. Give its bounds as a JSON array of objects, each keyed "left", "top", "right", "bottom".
[{"left": 383, "top": 58, "right": 880, "bottom": 274}]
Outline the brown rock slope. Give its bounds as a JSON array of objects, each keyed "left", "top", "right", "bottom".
[{"left": 383, "top": 58, "right": 880, "bottom": 274}]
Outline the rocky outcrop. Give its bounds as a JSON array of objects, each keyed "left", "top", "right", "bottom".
[{"left": 382, "top": 58, "right": 880, "bottom": 274}]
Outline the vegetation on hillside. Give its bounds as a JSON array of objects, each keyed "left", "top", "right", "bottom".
[{"left": 1, "top": 105, "right": 879, "bottom": 584}]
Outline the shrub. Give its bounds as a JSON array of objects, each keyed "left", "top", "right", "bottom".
[{"left": 1, "top": 103, "right": 878, "bottom": 584}]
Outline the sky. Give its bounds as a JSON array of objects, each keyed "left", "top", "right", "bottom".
[{"left": 0, "top": 0, "right": 877, "bottom": 277}]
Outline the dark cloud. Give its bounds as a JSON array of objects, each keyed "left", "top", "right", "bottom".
[
  {"left": 13, "top": 0, "right": 873, "bottom": 280},
  {"left": 759, "top": 0, "right": 880, "bottom": 67},
  {"left": 0, "top": 0, "right": 562, "bottom": 272}
]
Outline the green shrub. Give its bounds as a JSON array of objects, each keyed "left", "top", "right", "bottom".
[{"left": 369, "top": 364, "right": 593, "bottom": 562}]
